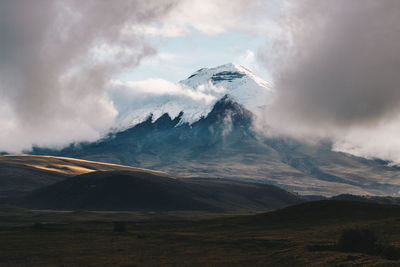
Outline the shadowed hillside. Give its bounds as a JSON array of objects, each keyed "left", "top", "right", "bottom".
[
  {"left": 13, "top": 170, "right": 303, "bottom": 211},
  {"left": 31, "top": 97, "right": 400, "bottom": 196},
  {"left": 0, "top": 155, "right": 167, "bottom": 198}
]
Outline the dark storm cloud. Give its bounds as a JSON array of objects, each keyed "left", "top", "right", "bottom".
[
  {"left": 255, "top": 0, "right": 400, "bottom": 163},
  {"left": 0, "top": 0, "right": 177, "bottom": 152},
  {"left": 260, "top": 0, "right": 400, "bottom": 128}
]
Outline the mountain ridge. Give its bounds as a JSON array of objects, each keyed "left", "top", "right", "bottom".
[
  {"left": 114, "top": 63, "right": 273, "bottom": 127},
  {"left": 30, "top": 93, "right": 400, "bottom": 196},
  {"left": 24, "top": 64, "right": 400, "bottom": 196}
]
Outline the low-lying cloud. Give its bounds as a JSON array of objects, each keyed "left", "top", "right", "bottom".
[
  {"left": 0, "top": 0, "right": 177, "bottom": 152},
  {"left": 0, "top": 0, "right": 271, "bottom": 153},
  {"left": 108, "top": 78, "right": 225, "bottom": 126},
  {"left": 110, "top": 79, "right": 217, "bottom": 103},
  {"left": 258, "top": 0, "right": 400, "bottom": 163}
]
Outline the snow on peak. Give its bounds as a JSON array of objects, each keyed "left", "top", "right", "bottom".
[
  {"left": 113, "top": 63, "right": 274, "bottom": 128},
  {"left": 180, "top": 63, "right": 273, "bottom": 117},
  {"left": 181, "top": 63, "right": 271, "bottom": 89}
]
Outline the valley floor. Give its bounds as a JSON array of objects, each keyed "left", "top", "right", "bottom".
[{"left": 2, "top": 201, "right": 400, "bottom": 266}]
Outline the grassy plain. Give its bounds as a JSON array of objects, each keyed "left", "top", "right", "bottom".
[{"left": 1, "top": 201, "right": 400, "bottom": 266}]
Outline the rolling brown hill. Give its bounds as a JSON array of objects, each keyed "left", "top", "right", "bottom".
[
  {"left": 1, "top": 155, "right": 304, "bottom": 212},
  {"left": 16, "top": 170, "right": 304, "bottom": 211},
  {"left": 0, "top": 155, "right": 167, "bottom": 198}
]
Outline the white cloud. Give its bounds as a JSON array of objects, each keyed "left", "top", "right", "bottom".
[
  {"left": 109, "top": 78, "right": 216, "bottom": 104},
  {"left": 332, "top": 118, "right": 400, "bottom": 164},
  {"left": 257, "top": 0, "right": 400, "bottom": 165},
  {"left": 236, "top": 49, "right": 272, "bottom": 82},
  {"left": 0, "top": 0, "right": 178, "bottom": 153},
  {"left": 107, "top": 78, "right": 228, "bottom": 127},
  {"left": 126, "top": 24, "right": 189, "bottom": 37},
  {"left": 172, "top": 0, "right": 282, "bottom": 36},
  {"left": 127, "top": 0, "right": 282, "bottom": 37},
  {"left": 0, "top": 0, "right": 281, "bottom": 153}
]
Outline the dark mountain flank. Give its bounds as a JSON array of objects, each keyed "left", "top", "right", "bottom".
[
  {"left": 13, "top": 170, "right": 303, "bottom": 211},
  {"left": 30, "top": 96, "right": 400, "bottom": 196}
]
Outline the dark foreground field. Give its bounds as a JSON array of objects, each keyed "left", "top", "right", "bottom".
[{"left": 2, "top": 200, "right": 400, "bottom": 266}]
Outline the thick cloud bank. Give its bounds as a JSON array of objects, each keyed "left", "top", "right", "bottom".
[
  {"left": 260, "top": 0, "right": 400, "bottom": 163},
  {"left": 0, "top": 0, "right": 176, "bottom": 152},
  {"left": 0, "top": 0, "right": 269, "bottom": 153}
]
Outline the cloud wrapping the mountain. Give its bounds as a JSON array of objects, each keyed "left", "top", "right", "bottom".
[
  {"left": 259, "top": 0, "right": 400, "bottom": 163},
  {"left": 107, "top": 79, "right": 225, "bottom": 127},
  {"left": 110, "top": 79, "right": 217, "bottom": 104},
  {"left": 0, "top": 0, "right": 177, "bottom": 152},
  {"left": 0, "top": 0, "right": 272, "bottom": 153}
]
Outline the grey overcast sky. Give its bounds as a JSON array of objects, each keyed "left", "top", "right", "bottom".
[{"left": 2, "top": 0, "right": 400, "bottom": 165}]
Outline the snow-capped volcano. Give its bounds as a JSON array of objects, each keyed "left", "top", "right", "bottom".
[
  {"left": 32, "top": 64, "right": 400, "bottom": 197},
  {"left": 113, "top": 63, "right": 273, "bottom": 127},
  {"left": 180, "top": 63, "right": 273, "bottom": 116}
]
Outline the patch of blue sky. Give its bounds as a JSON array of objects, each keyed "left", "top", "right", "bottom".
[{"left": 117, "top": 28, "right": 271, "bottom": 83}]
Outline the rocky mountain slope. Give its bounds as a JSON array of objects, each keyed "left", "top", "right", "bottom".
[{"left": 29, "top": 64, "right": 400, "bottom": 196}]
